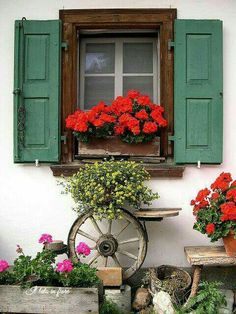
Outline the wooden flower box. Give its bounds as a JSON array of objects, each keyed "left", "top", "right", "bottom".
[
  {"left": 79, "top": 136, "right": 160, "bottom": 157},
  {"left": 0, "top": 285, "right": 99, "bottom": 314}
]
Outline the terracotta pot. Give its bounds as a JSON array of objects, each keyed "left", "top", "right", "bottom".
[{"left": 223, "top": 231, "right": 236, "bottom": 257}]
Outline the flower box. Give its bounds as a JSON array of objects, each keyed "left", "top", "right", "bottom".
[
  {"left": 0, "top": 285, "right": 99, "bottom": 314},
  {"left": 78, "top": 136, "right": 160, "bottom": 156}
]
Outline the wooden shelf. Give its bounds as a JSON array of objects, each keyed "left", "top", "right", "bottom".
[
  {"left": 185, "top": 246, "right": 236, "bottom": 266},
  {"left": 50, "top": 163, "right": 185, "bottom": 178},
  {"left": 134, "top": 208, "right": 181, "bottom": 221}
]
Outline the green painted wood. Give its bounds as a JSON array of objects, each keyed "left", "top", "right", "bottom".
[
  {"left": 14, "top": 20, "right": 61, "bottom": 163},
  {"left": 174, "top": 20, "right": 223, "bottom": 164}
]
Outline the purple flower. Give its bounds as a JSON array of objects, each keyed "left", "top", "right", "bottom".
[
  {"left": 76, "top": 242, "right": 91, "bottom": 256},
  {"left": 0, "top": 260, "right": 9, "bottom": 272},
  {"left": 38, "top": 234, "right": 53, "bottom": 244},
  {"left": 56, "top": 259, "right": 74, "bottom": 273}
]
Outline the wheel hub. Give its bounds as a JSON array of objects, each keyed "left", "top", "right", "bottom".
[{"left": 97, "top": 235, "right": 118, "bottom": 257}]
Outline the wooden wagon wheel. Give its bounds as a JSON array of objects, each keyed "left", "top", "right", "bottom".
[{"left": 68, "top": 208, "right": 147, "bottom": 280}]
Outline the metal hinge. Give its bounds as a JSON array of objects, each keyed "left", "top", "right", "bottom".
[
  {"left": 61, "top": 41, "right": 69, "bottom": 51},
  {"left": 61, "top": 135, "right": 67, "bottom": 144},
  {"left": 13, "top": 88, "right": 21, "bottom": 95},
  {"left": 168, "top": 135, "right": 175, "bottom": 142},
  {"left": 168, "top": 40, "right": 175, "bottom": 51}
]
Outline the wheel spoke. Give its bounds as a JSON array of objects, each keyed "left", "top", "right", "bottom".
[
  {"left": 107, "top": 220, "right": 112, "bottom": 234},
  {"left": 112, "top": 254, "right": 121, "bottom": 267},
  {"left": 90, "top": 217, "right": 103, "bottom": 235},
  {"left": 115, "top": 221, "right": 131, "bottom": 238},
  {"left": 88, "top": 252, "right": 100, "bottom": 266},
  {"left": 118, "top": 237, "right": 139, "bottom": 245},
  {"left": 104, "top": 256, "right": 108, "bottom": 267},
  {"left": 117, "top": 249, "right": 138, "bottom": 260},
  {"left": 77, "top": 229, "right": 97, "bottom": 242}
]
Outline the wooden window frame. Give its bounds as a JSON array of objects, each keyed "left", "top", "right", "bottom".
[{"left": 59, "top": 9, "right": 176, "bottom": 163}]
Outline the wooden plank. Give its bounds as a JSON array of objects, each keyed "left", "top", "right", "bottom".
[
  {"left": 184, "top": 246, "right": 236, "bottom": 266},
  {"left": 0, "top": 285, "right": 99, "bottom": 314},
  {"left": 134, "top": 209, "right": 180, "bottom": 218},
  {"left": 79, "top": 137, "right": 160, "bottom": 157},
  {"left": 97, "top": 267, "right": 122, "bottom": 286},
  {"left": 50, "top": 163, "right": 185, "bottom": 178}
]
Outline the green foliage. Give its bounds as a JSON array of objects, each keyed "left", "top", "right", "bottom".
[
  {"left": 100, "top": 299, "right": 123, "bottom": 314},
  {"left": 57, "top": 263, "right": 100, "bottom": 287},
  {"left": 63, "top": 160, "right": 159, "bottom": 219},
  {"left": 12, "top": 249, "right": 57, "bottom": 287},
  {"left": 175, "top": 281, "right": 227, "bottom": 314},
  {"left": 0, "top": 249, "right": 99, "bottom": 289}
]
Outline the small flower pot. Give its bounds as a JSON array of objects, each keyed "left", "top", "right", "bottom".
[
  {"left": 78, "top": 136, "right": 160, "bottom": 157},
  {"left": 223, "top": 231, "right": 236, "bottom": 257}
]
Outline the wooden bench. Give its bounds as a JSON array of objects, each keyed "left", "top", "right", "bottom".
[{"left": 184, "top": 246, "right": 236, "bottom": 299}]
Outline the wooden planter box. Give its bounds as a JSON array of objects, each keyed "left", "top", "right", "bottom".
[
  {"left": 79, "top": 136, "right": 160, "bottom": 157},
  {"left": 0, "top": 285, "right": 99, "bottom": 314}
]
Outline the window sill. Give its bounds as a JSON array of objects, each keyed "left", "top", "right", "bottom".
[{"left": 50, "top": 162, "right": 185, "bottom": 178}]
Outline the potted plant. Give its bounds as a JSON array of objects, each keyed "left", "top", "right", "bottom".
[
  {"left": 0, "top": 234, "right": 101, "bottom": 314},
  {"left": 63, "top": 159, "right": 159, "bottom": 220},
  {"left": 65, "top": 90, "right": 167, "bottom": 156},
  {"left": 190, "top": 172, "right": 236, "bottom": 256}
]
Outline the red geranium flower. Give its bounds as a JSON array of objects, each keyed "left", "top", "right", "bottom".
[
  {"left": 127, "top": 90, "right": 140, "bottom": 99},
  {"left": 100, "top": 113, "right": 116, "bottom": 123},
  {"left": 220, "top": 202, "right": 236, "bottom": 221},
  {"left": 114, "top": 124, "right": 125, "bottom": 135},
  {"left": 211, "top": 192, "right": 220, "bottom": 200},
  {"left": 137, "top": 95, "right": 151, "bottom": 106},
  {"left": 211, "top": 172, "right": 232, "bottom": 191},
  {"left": 195, "top": 188, "right": 210, "bottom": 202},
  {"left": 135, "top": 110, "right": 149, "bottom": 120},
  {"left": 93, "top": 119, "right": 104, "bottom": 128},
  {"left": 143, "top": 121, "right": 158, "bottom": 134},
  {"left": 206, "top": 223, "right": 215, "bottom": 235},
  {"left": 226, "top": 189, "right": 236, "bottom": 202}
]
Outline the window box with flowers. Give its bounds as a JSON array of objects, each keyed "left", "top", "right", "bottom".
[
  {"left": 191, "top": 172, "right": 236, "bottom": 257},
  {"left": 0, "top": 234, "right": 101, "bottom": 314},
  {"left": 65, "top": 90, "right": 167, "bottom": 157}
]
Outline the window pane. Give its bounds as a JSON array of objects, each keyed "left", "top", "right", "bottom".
[
  {"left": 123, "top": 76, "right": 153, "bottom": 100},
  {"left": 84, "top": 76, "right": 114, "bottom": 109},
  {"left": 85, "top": 43, "right": 115, "bottom": 74},
  {"left": 123, "top": 43, "right": 153, "bottom": 73}
]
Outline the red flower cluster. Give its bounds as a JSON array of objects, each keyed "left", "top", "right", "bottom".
[
  {"left": 191, "top": 172, "right": 236, "bottom": 242},
  {"left": 65, "top": 90, "right": 167, "bottom": 144},
  {"left": 211, "top": 172, "right": 232, "bottom": 191},
  {"left": 206, "top": 223, "right": 215, "bottom": 235},
  {"left": 220, "top": 202, "right": 236, "bottom": 221}
]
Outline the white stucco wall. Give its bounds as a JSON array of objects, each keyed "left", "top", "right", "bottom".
[{"left": 0, "top": 0, "right": 236, "bottom": 268}]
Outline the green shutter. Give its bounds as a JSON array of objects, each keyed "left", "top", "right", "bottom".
[
  {"left": 174, "top": 20, "right": 223, "bottom": 164},
  {"left": 14, "top": 20, "right": 61, "bottom": 163}
]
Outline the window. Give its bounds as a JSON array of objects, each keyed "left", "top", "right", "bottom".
[
  {"left": 14, "top": 9, "right": 223, "bottom": 175},
  {"left": 59, "top": 9, "right": 176, "bottom": 163},
  {"left": 79, "top": 35, "right": 159, "bottom": 109}
]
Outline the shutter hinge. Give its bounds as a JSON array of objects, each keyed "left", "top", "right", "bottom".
[
  {"left": 61, "top": 41, "right": 69, "bottom": 51},
  {"left": 168, "top": 40, "right": 175, "bottom": 51},
  {"left": 13, "top": 88, "right": 21, "bottom": 95},
  {"left": 61, "top": 135, "right": 67, "bottom": 144},
  {"left": 168, "top": 135, "right": 175, "bottom": 142}
]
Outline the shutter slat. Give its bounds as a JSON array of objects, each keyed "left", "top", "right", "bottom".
[
  {"left": 174, "top": 20, "right": 223, "bottom": 164},
  {"left": 14, "top": 20, "right": 61, "bottom": 163}
]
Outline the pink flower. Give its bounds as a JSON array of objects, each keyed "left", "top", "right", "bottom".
[
  {"left": 0, "top": 260, "right": 9, "bottom": 272},
  {"left": 76, "top": 242, "right": 91, "bottom": 256},
  {"left": 56, "top": 259, "right": 74, "bottom": 273},
  {"left": 38, "top": 233, "right": 53, "bottom": 244}
]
